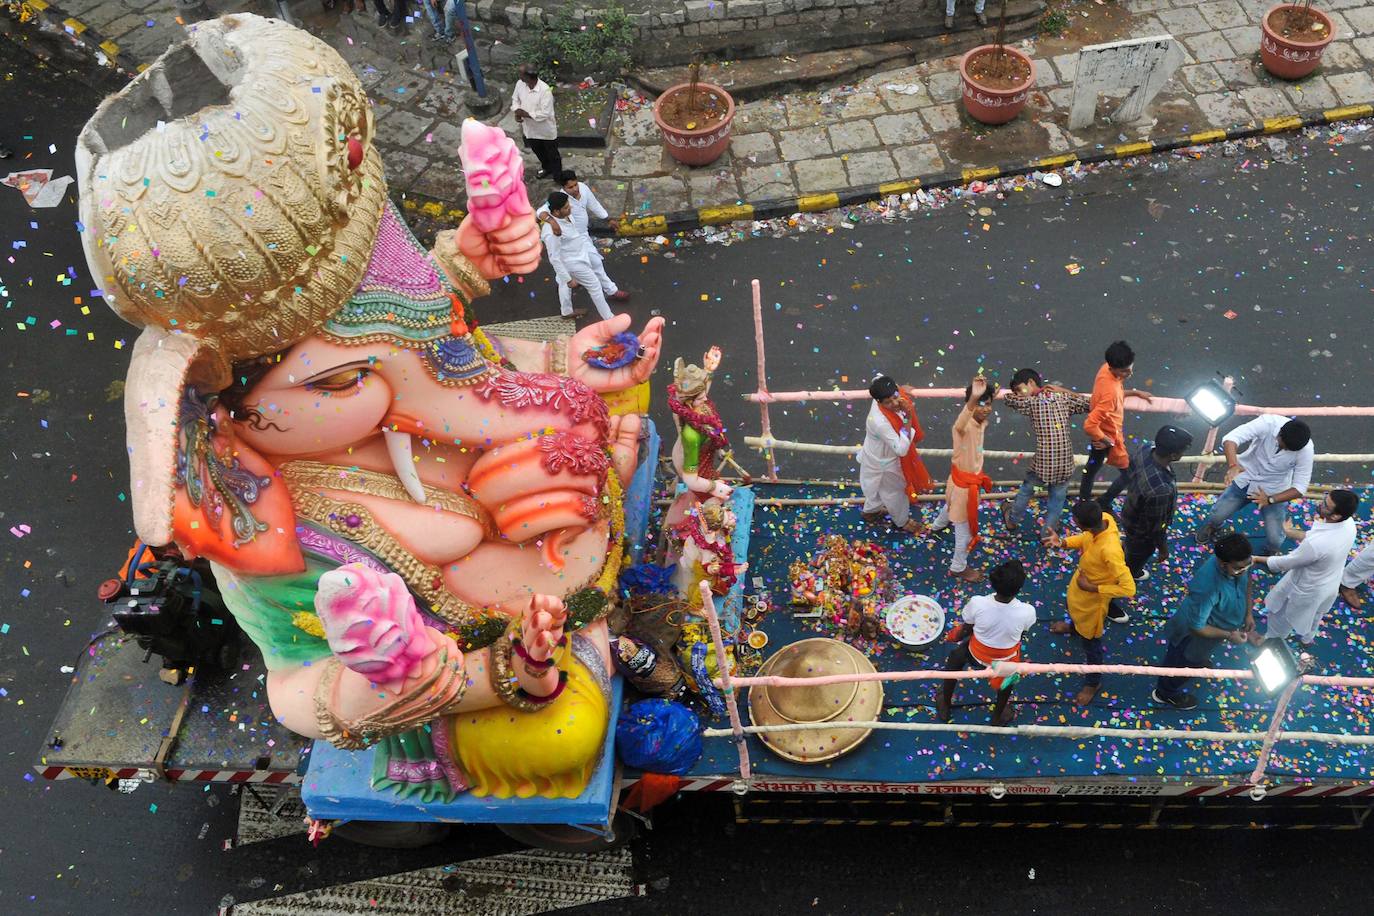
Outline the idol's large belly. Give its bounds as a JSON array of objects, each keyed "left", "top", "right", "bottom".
[{"left": 442, "top": 521, "right": 611, "bottom": 608}]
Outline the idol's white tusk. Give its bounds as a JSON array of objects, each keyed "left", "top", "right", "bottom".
[{"left": 382, "top": 429, "right": 428, "bottom": 505}]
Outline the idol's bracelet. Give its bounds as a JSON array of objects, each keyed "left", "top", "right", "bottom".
[{"left": 491, "top": 631, "right": 567, "bottom": 711}]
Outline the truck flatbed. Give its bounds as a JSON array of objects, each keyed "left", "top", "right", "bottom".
[{"left": 671, "top": 486, "right": 1374, "bottom": 797}]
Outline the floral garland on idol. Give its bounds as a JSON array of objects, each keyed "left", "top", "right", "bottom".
[{"left": 666, "top": 383, "right": 729, "bottom": 479}]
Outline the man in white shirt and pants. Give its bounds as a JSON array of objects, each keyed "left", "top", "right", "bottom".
[
  {"left": 552, "top": 168, "right": 629, "bottom": 307},
  {"left": 1196, "top": 415, "right": 1314, "bottom": 554},
  {"left": 538, "top": 191, "right": 614, "bottom": 320},
  {"left": 1338, "top": 542, "right": 1374, "bottom": 609},
  {"left": 858, "top": 375, "right": 921, "bottom": 534},
  {"left": 511, "top": 64, "right": 561, "bottom": 179},
  {"left": 1252, "top": 489, "right": 1359, "bottom": 645}
]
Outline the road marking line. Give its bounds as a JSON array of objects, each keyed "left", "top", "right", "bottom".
[
  {"left": 62, "top": 17, "right": 87, "bottom": 33},
  {"left": 961, "top": 166, "right": 1000, "bottom": 182}
]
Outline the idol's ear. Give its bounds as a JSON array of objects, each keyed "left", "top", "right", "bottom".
[{"left": 124, "top": 328, "right": 303, "bottom": 575}]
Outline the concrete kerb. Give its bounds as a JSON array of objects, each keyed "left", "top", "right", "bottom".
[
  {"left": 611, "top": 103, "right": 1374, "bottom": 238},
  {"left": 16, "top": 0, "right": 146, "bottom": 77}
]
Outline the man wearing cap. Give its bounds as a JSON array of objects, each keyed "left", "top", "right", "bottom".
[
  {"left": 858, "top": 376, "right": 931, "bottom": 535},
  {"left": 1250, "top": 489, "right": 1360, "bottom": 646},
  {"left": 1196, "top": 416, "right": 1314, "bottom": 555},
  {"left": 1104, "top": 425, "right": 1194, "bottom": 624}
]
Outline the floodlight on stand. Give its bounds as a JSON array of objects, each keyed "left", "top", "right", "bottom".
[
  {"left": 1250, "top": 638, "right": 1300, "bottom": 694},
  {"left": 1187, "top": 380, "right": 1236, "bottom": 426}
]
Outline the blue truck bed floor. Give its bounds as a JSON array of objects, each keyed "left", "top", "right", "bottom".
[{"left": 690, "top": 487, "right": 1374, "bottom": 787}]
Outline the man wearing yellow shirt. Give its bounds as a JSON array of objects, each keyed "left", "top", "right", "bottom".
[{"left": 1045, "top": 500, "right": 1137, "bottom": 705}]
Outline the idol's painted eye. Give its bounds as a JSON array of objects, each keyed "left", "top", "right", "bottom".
[{"left": 307, "top": 367, "right": 371, "bottom": 396}]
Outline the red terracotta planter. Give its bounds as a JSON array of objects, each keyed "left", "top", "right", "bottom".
[
  {"left": 652, "top": 82, "right": 736, "bottom": 167},
  {"left": 959, "top": 45, "right": 1036, "bottom": 125},
  {"left": 1260, "top": 4, "right": 1335, "bottom": 79}
]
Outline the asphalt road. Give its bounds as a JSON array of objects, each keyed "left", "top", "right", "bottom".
[{"left": 3, "top": 20, "right": 1374, "bottom": 916}]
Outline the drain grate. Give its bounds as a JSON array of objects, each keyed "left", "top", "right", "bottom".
[{"left": 229, "top": 847, "right": 639, "bottom": 916}]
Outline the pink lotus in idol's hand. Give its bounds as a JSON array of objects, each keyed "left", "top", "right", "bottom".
[
  {"left": 317, "top": 564, "right": 435, "bottom": 687},
  {"left": 457, "top": 119, "right": 541, "bottom": 278}
]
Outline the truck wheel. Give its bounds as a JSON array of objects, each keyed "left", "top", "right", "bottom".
[
  {"left": 496, "top": 812, "right": 637, "bottom": 852},
  {"left": 331, "top": 820, "right": 452, "bottom": 848}
]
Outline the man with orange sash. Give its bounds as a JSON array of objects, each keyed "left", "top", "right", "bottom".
[
  {"left": 933, "top": 376, "right": 997, "bottom": 582},
  {"left": 936, "top": 560, "right": 1036, "bottom": 725},
  {"left": 859, "top": 375, "right": 933, "bottom": 535}
]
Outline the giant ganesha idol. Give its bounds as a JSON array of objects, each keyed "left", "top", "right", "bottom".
[{"left": 75, "top": 14, "right": 664, "bottom": 802}]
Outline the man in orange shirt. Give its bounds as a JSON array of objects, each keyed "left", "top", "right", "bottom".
[
  {"left": 1078, "top": 340, "right": 1154, "bottom": 507},
  {"left": 932, "top": 376, "right": 997, "bottom": 583}
]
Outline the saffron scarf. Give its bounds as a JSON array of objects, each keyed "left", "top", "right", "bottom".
[
  {"left": 949, "top": 465, "right": 994, "bottom": 548},
  {"left": 877, "top": 395, "right": 933, "bottom": 499}
]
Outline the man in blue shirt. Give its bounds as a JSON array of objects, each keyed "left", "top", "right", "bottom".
[{"left": 1152, "top": 532, "right": 1255, "bottom": 711}]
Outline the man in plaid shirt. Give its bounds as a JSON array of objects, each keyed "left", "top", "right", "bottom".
[
  {"left": 1106, "top": 425, "right": 1194, "bottom": 623},
  {"left": 1002, "top": 368, "right": 1091, "bottom": 535}
]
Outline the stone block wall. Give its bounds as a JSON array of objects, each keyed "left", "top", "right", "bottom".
[{"left": 474, "top": 0, "right": 957, "bottom": 65}]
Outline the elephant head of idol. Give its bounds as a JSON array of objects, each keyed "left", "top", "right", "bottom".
[{"left": 80, "top": 15, "right": 640, "bottom": 640}]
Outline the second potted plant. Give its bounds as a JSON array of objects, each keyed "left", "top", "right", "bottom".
[
  {"left": 959, "top": 0, "right": 1036, "bottom": 125},
  {"left": 1259, "top": 1, "right": 1335, "bottom": 80},
  {"left": 652, "top": 58, "right": 736, "bottom": 167}
]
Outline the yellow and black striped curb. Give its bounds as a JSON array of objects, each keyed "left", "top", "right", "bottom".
[
  {"left": 12, "top": 0, "right": 145, "bottom": 76},
  {"left": 257, "top": 102, "right": 1374, "bottom": 238},
  {"left": 609, "top": 103, "right": 1374, "bottom": 238}
]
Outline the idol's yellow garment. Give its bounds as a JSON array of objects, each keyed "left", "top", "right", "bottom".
[
  {"left": 1062, "top": 515, "right": 1136, "bottom": 639},
  {"left": 450, "top": 642, "right": 609, "bottom": 799}
]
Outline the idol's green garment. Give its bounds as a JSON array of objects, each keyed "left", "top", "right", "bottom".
[{"left": 215, "top": 554, "right": 462, "bottom": 802}]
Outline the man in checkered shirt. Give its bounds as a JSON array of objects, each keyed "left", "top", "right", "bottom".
[{"left": 1002, "top": 368, "right": 1091, "bottom": 536}]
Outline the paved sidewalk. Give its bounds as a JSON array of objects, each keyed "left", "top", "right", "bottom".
[
  {"left": 573, "top": 0, "right": 1374, "bottom": 218},
  {"left": 23, "top": 0, "right": 1374, "bottom": 221}
]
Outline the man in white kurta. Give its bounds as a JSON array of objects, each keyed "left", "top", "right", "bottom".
[
  {"left": 1254, "top": 489, "right": 1360, "bottom": 645},
  {"left": 858, "top": 376, "right": 916, "bottom": 530},
  {"left": 537, "top": 191, "right": 614, "bottom": 321},
  {"left": 555, "top": 169, "right": 629, "bottom": 305},
  {"left": 1338, "top": 542, "right": 1374, "bottom": 609}
]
